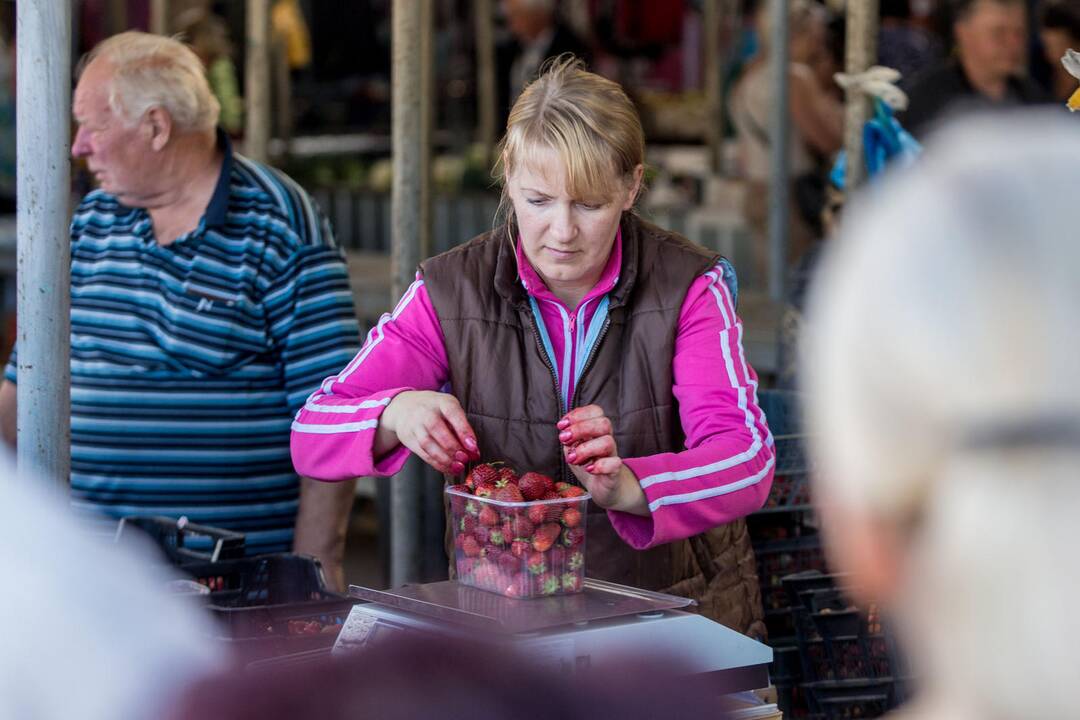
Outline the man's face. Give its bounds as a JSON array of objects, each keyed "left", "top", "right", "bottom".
[
  {"left": 954, "top": 1, "right": 1027, "bottom": 81},
  {"left": 71, "top": 59, "right": 155, "bottom": 205},
  {"left": 501, "top": 0, "right": 551, "bottom": 43}
]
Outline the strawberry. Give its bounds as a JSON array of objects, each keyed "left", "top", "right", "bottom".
[
  {"left": 568, "top": 551, "right": 584, "bottom": 571},
  {"left": 510, "top": 539, "right": 531, "bottom": 558},
  {"left": 446, "top": 483, "right": 470, "bottom": 494},
  {"left": 464, "top": 499, "right": 480, "bottom": 517},
  {"left": 458, "top": 515, "right": 477, "bottom": 535},
  {"left": 466, "top": 463, "right": 501, "bottom": 490},
  {"left": 561, "top": 527, "right": 585, "bottom": 548},
  {"left": 488, "top": 527, "right": 507, "bottom": 547},
  {"left": 547, "top": 546, "right": 567, "bottom": 569},
  {"left": 474, "top": 484, "right": 496, "bottom": 499},
  {"left": 561, "top": 507, "right": 582, "bottom": 528},
  {"left": 497, "top": 552, "right": 520, "bottom": 576},
  {"left": 538, "top": 573, "right": 561, "bottom": 596},
  {"left": 527, "top": 502, "right": 547, "bottom": 525},
  {"left": 526, "top": 550, "right": 547, "bottom": 576},
  {"left": 498, "top": 467, "right": 519, "bottom": 486},
  {"left": 518, "top": 472, "right": 554, "bottom": 501},
  {"left": 479, "top": 505, "right": 500, "bottom": 527},
  {"left": 554, "top": 481, "right": 576, "bottom": 495},
  {"left": 511, "top": 515, "right": 534, "bottom": 540},
  {"left": 504, "top": 574, "right": 533, "bottom": 598},
  {"left": 558, "top": 485, "right": 587, "bottom": 499},
  {"left": 561, "top": 572, "right": 583, "bottom": 592},
  {"left": 493, "top": 483, "right": 525, "bottom": 503},
  {"left": 474, "top": 525, "right": 492, "bottom": 546},
  {"left": 532, "top": 523, "right": 562, "bottom": 553},
  {"left": 472, "top": 562, "right": 502, "bottom": 591},
  {"left": 461, "top": 534, "right": 481, "bottom": 558}
]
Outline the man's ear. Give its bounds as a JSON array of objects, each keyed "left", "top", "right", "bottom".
[{"left": 145, "top": 107, "right": 173, "bottom": 152}]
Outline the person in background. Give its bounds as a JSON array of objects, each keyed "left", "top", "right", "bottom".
[
  {"left": 497, "top": 0, "right": 591, "bottom": 126},
  {"left": 1039, "top": 0, "right": 1080, "bottom": 104},
  {"left": 802, "top": 112, "right": 1080, "bottom": 719},
  {"left": 0, "top": 32, "right": 361, "bottom": 588},
  {"left": 730, "top": 0, "right": 843, "bottom": 284},
  {"left": 901, "top": 0, "right": 1047, "bottom": 138},
  {"left": 176, "top": 9, "right": 244, "bottom": 136},
  {"left": 292, "top": 58, "right": 774, "bottom": 638},
  {"left": 1, "top": 455, "right": 224, "bottom": 720},
  {"left": 879, "top": 0, "right": 945, "bottom": 82}
]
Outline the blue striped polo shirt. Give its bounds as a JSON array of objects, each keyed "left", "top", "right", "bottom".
[{"left": 5, "top": 134, "right": 361, "bottom": 553}]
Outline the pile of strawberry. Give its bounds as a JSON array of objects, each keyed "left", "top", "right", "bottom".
[{"left": 447, "top": 462, "right": 588, "bottom": 599}]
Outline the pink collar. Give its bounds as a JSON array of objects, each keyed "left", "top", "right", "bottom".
[{"left": 514, "top": 227, "right": 623, "bottom": 310}]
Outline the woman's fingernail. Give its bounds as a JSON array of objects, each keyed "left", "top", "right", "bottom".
[
  {"left": 465, "top": 436, "right": 478, "bottom": 451},
  {"left": 567, "top": 452, "right": 577, "bottom": 463},
  {"left": 557, "top": 419, "right": 570, "bottom": 429},
  {"left": 559, "top": 430, "right": 571, "bottom": 442},
  {"left": 450, "top": 461, "right": 465, "bottom": 474},
  {"left": 586, "top": 464, "right": 596, "bottom": 473},
  {"left": 454, "top": 450, "right": 468, "bottom": 462}
]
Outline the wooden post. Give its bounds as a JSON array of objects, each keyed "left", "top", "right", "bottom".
[
  {"left": 244, "top": 0, "right": 271, "bottom": 163},
  {"left": 704, "top": 0, "right": 722, "bottom": 174},
  {"left": 842, "top": 0, "right": 879, "bottom": 191},
  {"left": 474, "top": 0, "right": 497, "bottom": 155},
  {"left": 150, "top": 0, "right": 169, "bottom": 35},
  {"left": 16, "top": 0, "right": 72, "bottom": 486},
  {"left": 389, "top": 0, "right": 425, "bottom": 588}
]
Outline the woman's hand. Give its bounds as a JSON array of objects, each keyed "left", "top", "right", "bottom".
[
  {"left": 378, "top": 391, "right": 480, "bottom": 475},
  {"left": 558, "top": 405, "right": 648, "bottom": 516}
]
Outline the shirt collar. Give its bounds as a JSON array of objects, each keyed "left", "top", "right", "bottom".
[
  {"left": 203, "top": 128, "right": 233, "bottom": 230},
  {"left": 514, "top": 226, "right": 623, "bottom": 309}
]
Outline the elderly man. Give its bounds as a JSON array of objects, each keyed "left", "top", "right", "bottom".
[
  {"left": 0, "top": 32, "right": 361, "bottom": 587},
  {"left": 901, "top": 0, "right": 1048, "bottom": 138}
]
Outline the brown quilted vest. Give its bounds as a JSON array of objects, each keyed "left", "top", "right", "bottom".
[{"left": 421, "top": 213, "right": 765, "bottom": 639}]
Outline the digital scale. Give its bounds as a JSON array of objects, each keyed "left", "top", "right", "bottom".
[{"left": 333, "top": 578, "right": 774, "bottom": 697}]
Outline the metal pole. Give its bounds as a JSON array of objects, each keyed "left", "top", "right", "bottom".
[
  {"left": 16, "top": 0, "right": 72, "bottom": 487},
  {"left": 150, "top": 0, "right": 169, "bottom": 35},
  {"left": 244, "top": 0, "right": 271, "bottom": 163},
  {"left": 390, "top": 0, "right": 424, "bottom": 588},
  {"left": 767, "top": 0, "right": 790, "bottom": 302},
  {"left": 703, "top": 0, "right": 722, "bottom": 175},
  {"left": 420, "top": 0, "right": 433, "bottom": 259},
  {"left": 473, "top": 0, "right": 497, "bottom": 154},
  {"left": 843, "top": 0, "right": 879, "bottom": 191}
]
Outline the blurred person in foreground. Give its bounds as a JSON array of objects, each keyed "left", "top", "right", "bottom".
[
  {"left": 803, "top": 111, "right": 1080, "bottom": 719},
  {"left": 730, "top": 0, "right": 844, "bottom": 284},
  {"left": 0, "top": 32, "right": 361, "bottom": 587},
  {"left": 292, "top": 58, "right": 774, "bottom": 637},
  {"left": 0, "top": 455, "right": 223, "bottom": 719},
  {"left": 168, "top": 633, "right": 737, "bottom": 720},
  {"left": 901, "top": 0, "right": 1047, "bottom": 138}
]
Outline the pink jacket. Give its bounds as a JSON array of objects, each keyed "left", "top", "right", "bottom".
[{"left": 291, "top": 234, "right": 774, "bottom": 550}]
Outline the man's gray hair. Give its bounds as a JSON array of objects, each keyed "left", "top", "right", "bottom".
[{"left": 81, "top": 31, "right": 220, "bottom": 132}]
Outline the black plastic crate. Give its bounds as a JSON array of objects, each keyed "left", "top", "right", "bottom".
[
  {"left": 216, "top": 596, "right": 359, "bottom": 659},
  {"left": 115, "top": 515, "right": 246, "bottom": 566},
  {"left": 183, "top": 553, "right": 328, "bottom": 607},
  {"left": 754, "top": 538, "right": 828, "bottom": 611}
]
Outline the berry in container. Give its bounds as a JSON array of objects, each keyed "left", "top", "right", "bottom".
[{"left": 446, "top": 463, "right": 589, "bottom": 599}]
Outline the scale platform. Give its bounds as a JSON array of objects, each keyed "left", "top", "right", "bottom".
[{"left": 335, "top": 579, "right": 773, "bottom": 695}]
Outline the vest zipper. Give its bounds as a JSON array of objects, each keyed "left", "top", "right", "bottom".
[
  {"left": 564, "top": 315, "right": 613, "bottom": 486},
  {"left": 525, "top": 309, "right": 570, "bottom": 482}
]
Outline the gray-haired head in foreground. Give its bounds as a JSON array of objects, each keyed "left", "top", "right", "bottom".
[{"left": 802, "top": 109, "right": 1080, "bottom": 720}]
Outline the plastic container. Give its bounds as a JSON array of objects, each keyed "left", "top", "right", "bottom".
[
  {"left": 115, "top": 515, "right": 246, "bottom": 566},
  {"left": 445, "top": 485, "right": 589, "bottom": 599}
]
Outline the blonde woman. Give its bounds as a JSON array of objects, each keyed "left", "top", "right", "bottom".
[
  {"left": 292, "top": 58, "right": 775, "bottom": 635},
  {"left": 803, "top": 112, "right": 1080, "bottom": 718}
]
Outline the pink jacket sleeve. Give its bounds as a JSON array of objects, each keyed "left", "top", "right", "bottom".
[
  {"left": 290, "top": 275, "right": 450, "bottom": 480},
  {"left": 611, "top": 262, "right": 775, "bottom": 549}
]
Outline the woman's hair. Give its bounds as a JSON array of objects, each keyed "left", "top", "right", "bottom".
[
  {"left": 493, "top": 55, "right": 644, "bottom": 231},
  {"left": 79, "top": 31, "right": 220, "bottom": 133},
  {"left": 802, "top": 111, "right": 1080, "bottom": 719}
]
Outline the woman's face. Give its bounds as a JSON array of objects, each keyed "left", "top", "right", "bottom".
[{"left": 507, "top": 146, "right": 642, "bottom": 302}]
